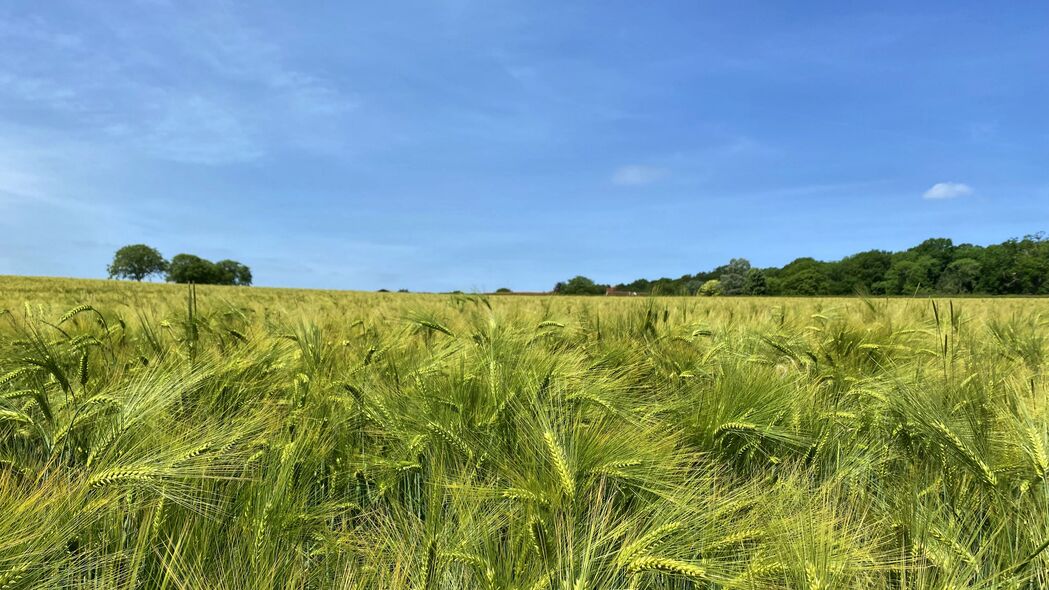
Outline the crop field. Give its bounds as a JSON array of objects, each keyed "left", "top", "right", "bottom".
[{"left": 1, "top": 276, "right": 1048, "bottom": 589}]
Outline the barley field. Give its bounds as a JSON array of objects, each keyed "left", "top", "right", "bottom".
[{"left": 1, "top": 276, "right": 1048, "bottom": 589}]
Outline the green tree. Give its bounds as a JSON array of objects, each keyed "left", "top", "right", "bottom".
[
  {"left": 555, "top": 276, "right": 607, "bottom": 295},
  {"left": 697, "top": 279, "right": 722, "bottom": 296},
  {"left": 910, "top": 238, "right": 955, "bottom": 273},
  {"left": 215, "top": 260, "right": 253, "bottom": 286},
  {"left": 779, "top": 268, "right": 830, "bottom": 295},
  {"left": 879, "top": 256, "right": 939, "bottom": 295},
  {"left": 166, "top": 254, "right": 219, "bottom": 284},
  {"left": 833, "top": 250, "right": 892, "bottom": 294},
  {"left": 937, "top": 258, "right": 982, "bottom": 294},
  {"left": 719, "top": 258, "right": 751, "bottom": 295},
  {"left": 774, "top": 258, "right": 831, "bottom": 295},
  {"left": 107, "top": 244, "right": 168, "bottom": 281},
  {"left": 744, "top": 268, "right": 768, "bottom": 295}
]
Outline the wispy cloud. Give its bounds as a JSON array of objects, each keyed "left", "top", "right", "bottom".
[
  {"left": 0, "top": 4, "right": 358, "bottom": 166},
  {"left": 611, "top": 165, "right": 668, "bottom": 186},
  {"left": 923, "top": 182, "right": 974, "bottom": 200}
]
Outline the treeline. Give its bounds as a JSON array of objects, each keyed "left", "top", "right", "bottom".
[
  {"left": 107, "top": 244, "right": 252, "bottom": 286},
  {"left": 557, "top": 234, "right": 1049, "bottom": 296}
]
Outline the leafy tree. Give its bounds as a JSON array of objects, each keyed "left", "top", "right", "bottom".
[
  {"left": 744, "top": 268, "right": 768, "bottom": 295},
  {"left": 615, "top": 278, "right": 652, "bottom": 293},
  {"left": 556, "top": 276, "right": 608, "bottom": 295},
  {"left": 495, "top": 287, "right": 512, "bottom": 293},
  {"left": 215, "top": 259, "right": 253, "bottom": 286},
  {"left": 167, "top": 254, "right": 219, "bottom": 284},
  {"left": 938, "top": 258, "right": 982, "bottom": 294},
  {"left": 773, "top": 258, "right": 830, "bottom": 295},
  {"left": 108, "top": 244, "right": 168, "bottom": 281},
  {"left": 649, "top": 278, "right": 686, "bottom": 295},
  {"left": 166, "top": 255, "right": 252, "bottom": 285},
  {"left": 910, "top": 238, "right": 955, "bottom": 272},
  {"left": 697, "top": 279, "right": 722, "bottom": 296},
  {"left": 779, "top": 267, "right": 830, "bottom": 295},
  {"left": 833, "top": 250, "right": 892, "bottom": 294},
  {"left": 572, "top": 234, "right": 1049, "bottom": 297},
  {"left": 878, "top": 256, "right": 939, "bottom": 295},
  {"left": 719, "top": 258, "right": 751, "bottom": 295}
]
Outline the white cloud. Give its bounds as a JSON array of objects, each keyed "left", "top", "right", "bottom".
[
  {"left": 611, "top": 165, "right": 667, "bottom": 186},
  {"left": 923, "top": 182, "right": 974, "bottom": 200}
]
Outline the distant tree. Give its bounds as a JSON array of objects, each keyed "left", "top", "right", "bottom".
[
  {"left": 878, "top": 256, "right": 938, "bottom": 295},
  {"left": 719, "top": 258, "right": 751, "bottom": 295},
  {"left": 617, "top": 278, "right": 651, "bottom": 293},
  {"left": 556, "top": 276, "right": 607, "bottom": 295},
  {"left": 108, "top": 244, "right": 168, "bottom": 281},
  {"left": 833, "top": 250, "right": 893, "bottom": 294},
  {"left": 938, "top": 258, "right": 982, "bottom": 294},
  {"left": 215, "top": 259, "right": 253, "bottom": 286},
  {"left": 697, "top": 279, "right": 722, "bottom": 296},
  {"left": 495, "top": 287, "right": 512, "bottom": 293},
  {"left": 775, "top": 258, "right": 831, "bottom": 295},
  {"left": 649, "top": 278, "right": 685, "bottom": 296},
  {"left": 377, "top": 288, "right": 390, "bottom": 293},
  {"left": 166, "top": 254, "right": 219, "bottom": 284},
  {"left": 397, "top": 289, "right": 409, "bottom": 293},
  {"left": 910, "top": 238, "right": 955, "bottom": 277},
  {"left": 744, "top": 268, "right": 768, "bottom": 295},
  {"left": 997, "top": 234, "right": 1049, "bottom": 294},
  {"left": 571, "top": 234, "right": 1048, "bottom": 297},
  {"left": 779, "top": 268, "right": 831, "bottom": 295}
]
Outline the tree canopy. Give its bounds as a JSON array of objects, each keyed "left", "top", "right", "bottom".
[
  {"left": 107, "top": 244, "right": 167, "bottom": 281},
  {"left": 553, "top": 276, "right": 608, "bottom": 295},
  {"left": 594, "top": 234, "right": 1049, "bottom": 296},
  {"left": 107, "top": 245, "right": 251, "bottom": 286},
  {"left": 167, "top": 254, "right": 253, "bottom": 286}
]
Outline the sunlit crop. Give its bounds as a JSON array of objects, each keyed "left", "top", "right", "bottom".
[{"left": 1, "top": 276, "right": 1047, "bottom": 588}]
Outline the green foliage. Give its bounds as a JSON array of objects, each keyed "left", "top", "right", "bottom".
[
  {"left": 107, "top": 244, "right": 167, "bottom": 281},
  {"left": 215, "top": 259, "right": 253, "bottom": 286},
  {"left": 719, "top": 258, "right": 752, "bottom": 295},
  {"left": 611, "top": 233, "right": 1049, "bottom": 296},
  {"left": 697, "top": 278, "right": 721, "bottom": 296},
  {"left": 744, "top": 267, "right": 768, "bottom": 295},
  {"left": 554, "top": 275, "right": 608, "bottom": 295},
  {"left": 0, "top": 277, "right": 1048, "bottom": 588},
  {"left": 167, "top": 254, "right": 252, "bottom": 286}
]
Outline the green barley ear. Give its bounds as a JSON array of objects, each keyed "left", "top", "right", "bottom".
[
  {"left": 627, "top": 556, "right": 706, "bottom": 581},
  {"left": 59, "top": 304, "right": 96, "bottom": 324},
  {"left": 529, "top": 516, "right": 549, "bottom": 560},
  {"left": 619, "top": 522, "right": 682, "bottom": 564},
  {"left": 543, "top": 429, "right": 574, "bottom": 499},
  {"left": 88, "top": 466, "right": 161, "bottom": 488},
  {"left": 78, "top": 351, "right": 89, "bottom": 387},
  {"left": 1025, "top": 426, "right": 1049, "bottom": 477},
  {"left": 0, "top": 562, "right": 30, "bottom": 589},
  {"left": 0, "top": 367, "right": 33, "bottom": 388},
  {"left": 419, "top": 537, "right": 438, "bottom": 590}
]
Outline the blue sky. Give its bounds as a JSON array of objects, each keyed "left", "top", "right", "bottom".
[{"left": 0, "top": 1, "right": 1046, "bottom": 291}]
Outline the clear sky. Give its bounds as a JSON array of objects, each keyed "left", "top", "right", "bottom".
[{"left": 1, "top": 1, "right": 1046, "bottom": 291}]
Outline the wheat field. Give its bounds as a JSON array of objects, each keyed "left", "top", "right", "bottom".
[{"left": 1, "top": 276, "right": 1047, "bottom": 589}]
